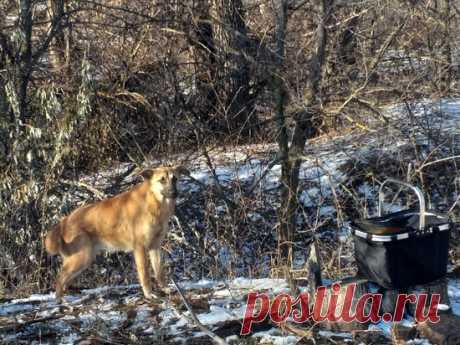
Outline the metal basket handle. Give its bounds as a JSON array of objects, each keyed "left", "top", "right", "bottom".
[{"left": 378, "top": 178, "right": 426, "bottom": 231}]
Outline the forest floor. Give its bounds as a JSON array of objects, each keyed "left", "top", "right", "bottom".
[
  {"left": 1, "top": 98, "right": 460, "bottom": 344},
  {"left": 0, "top": 277, "right": 460, "bottom": 344}
]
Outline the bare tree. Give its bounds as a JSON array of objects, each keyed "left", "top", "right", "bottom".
[
  {"left": 211, "top": 0, "right": 257, "bottom": 136},
  {"left": 440, "top": 0, "right": 453, "bottom": 93},
  {"left": 0, "top": 0, "right": 70, "bottom": 123},
  {"left": 189, "top": 1, "right": 218, "bottom": 126},
  {"left": 273, "top": 0, "right": 290, "bottom": 264},
  {"left": 5, "top": 0, "right": 33, "bottom": 122},
  {"left": 276, "top": 0, "right": 333, "bottom": 271}
]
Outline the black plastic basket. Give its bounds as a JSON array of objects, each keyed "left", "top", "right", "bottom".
[{"left": 351, "top": 179, "right": 451, "bottom": 289}]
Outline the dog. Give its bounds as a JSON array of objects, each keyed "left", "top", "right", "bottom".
[{"left": 45, "top": 165, "right": 188, "bottom": 301}]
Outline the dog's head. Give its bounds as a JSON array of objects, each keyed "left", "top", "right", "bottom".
[{"left": 140, "top": 166, "right": 189, "bottom": 200}]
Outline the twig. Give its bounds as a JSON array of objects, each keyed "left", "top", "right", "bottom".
[
  {"left": 60, "top": 179, "right": 106, "bottom": 200},
  {"left": 201, "top": 149, "right": 237, "bottom": 209},
  {"left": 280, "top": 321, "right": 315, "bottom": 342},
  {"left": 331, "top": 20, "right": 406, "bottom": 118},
  {"left": 417, "top": 155, "right": 460, "bottom": 171},
  {"left": 448, "top": 194, "right": 460, "bottom": 215},
  {"left": 171, "top": 278, "right": 229, "bottom": 345},
  {"left": 245, "top": 155, "right": 283, "bottom": 196}
]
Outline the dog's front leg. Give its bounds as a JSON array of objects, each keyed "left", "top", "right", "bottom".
[
  {"left": 133, "top": 246, "right": 152, "bottom": 299},
  {"left": 149, "top": 248, "right": 165, "bottom": 288}
]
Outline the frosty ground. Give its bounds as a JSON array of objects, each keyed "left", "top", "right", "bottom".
[
  {"left": 1, "top": 277, "right": 460, "bottom": 344},
  {"left": 1, "top": 99, "right": 459, "bottom": 344}
]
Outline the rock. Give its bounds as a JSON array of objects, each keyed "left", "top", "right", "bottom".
[
  {"left": 353, "top": 330, "right": 392, "bottom": 345},
  {"left": 392, "top": 323, "right": 417, "bottom": 344},
  {"left": 406, "top": 278, "right": 451, "bottom": 317},
  {"left": 317, "top": 277, "right": 370, "bottom": 332},
  {"left": 417, "top": 314, "right": 460, "bottom": 345}
]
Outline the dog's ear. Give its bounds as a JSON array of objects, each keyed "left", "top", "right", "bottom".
[
  {"left": 173, "top": 165, "right": 190, "bottom": 177},
  {"left": 139, "top": 169, "right": 155, "bottom": 180}
]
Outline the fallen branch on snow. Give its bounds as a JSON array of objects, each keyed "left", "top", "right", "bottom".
[{"left": 171, "top": 278, "right": 229, "bottom": 345}]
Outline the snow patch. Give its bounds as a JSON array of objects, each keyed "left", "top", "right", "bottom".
[
  {"left": 448, "top": 278, "right": 460, "bottom": 316},
  {"left": 253, "top": 328, "right": 300, "bottom": 345}
]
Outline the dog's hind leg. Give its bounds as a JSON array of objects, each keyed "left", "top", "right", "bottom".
[
  {"left": 55, "top": 234, "right": 94, "bottom": 302},
  {"left": 134, "top": 246, "right": 152, "bottom": 299}
]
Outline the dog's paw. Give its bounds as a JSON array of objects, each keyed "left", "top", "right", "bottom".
[
  {"left": 142, "top": 290, "right": 153, "bottom": 300},
  {"left": 159, "top": 286, "right": 171, "bottom": 295},
  {"left": 142, "top": 291, "right": 164, "bottom": 304},
  {"left": 154, "top": 275, "right": 167, "bottom": 289},
  {"left": 153, "top": 288, "right": 167, "bottom": 298}
]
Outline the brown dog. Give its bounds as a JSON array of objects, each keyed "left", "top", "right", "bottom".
[{"left": 45, "top": 166, "right": 187, "bottom": 301}]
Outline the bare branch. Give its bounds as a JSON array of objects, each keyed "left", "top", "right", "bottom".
[{"left": 171, "top": 278, "right": 229, "bottom": 345}]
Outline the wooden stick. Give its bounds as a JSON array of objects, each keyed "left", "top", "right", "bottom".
[{"left": 171, "top": 278, "right": 229, "bottom": 345}]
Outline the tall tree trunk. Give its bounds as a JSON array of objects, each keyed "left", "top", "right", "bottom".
[
  {"left": 277, "top": 0, "right": 332, "bottom": 273},
  {"left": 0, "top": 12, "right": 9, "bottom": 117},
  {"left": 274, "top": 0, "right": 290, "bottom": 265},
  {"left": 0, "top": 53, "right": 10, "bottom": 164},
  {"left": 13, "top": 0, "right": 33, "bottom": 122},
  {"left": 190, "top": 1, "right": 217, "bottom": 126},
  {"left": 441, "top": 0, "right": 452, "bottom": 94},
  {"left": 212, "top": 0, "right": 257, "bottom": 137},
  {"left": 0, "top": 72, "right": 8, "bottom": 118}
]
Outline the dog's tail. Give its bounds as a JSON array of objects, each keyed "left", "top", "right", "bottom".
[{"left": 44, "top": 223, "right": 64, "bottom": 256}]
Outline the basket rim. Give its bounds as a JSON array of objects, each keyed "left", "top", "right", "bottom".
[{"left": 351, "top": 223, "right": 450, "bottom": 242}]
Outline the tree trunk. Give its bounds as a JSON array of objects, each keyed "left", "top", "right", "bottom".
[
  {"left": 47, "top": 0, "right": 67, "bottom": 72},
  {"left": 1, "top": 49, "right": 10, "bottom": 161},
  {"left": 441, "top": 0, "right": 452, "bottom": 94},
  {"left": 0, "top": 26, "right": 9, "bottom": 117},
  {"left": 273, "top": 0, "right": 290, "bottom": 264},
  {"left": 212, "top": 0, "right": 257, "bottom": 137},
  {"left": 190, "top": 1, "right": 217, "bottom": 126},
  {"left": 277, "top": 0, "right": 332, "bottom": 273},
  {"left": 9, "top": 0, "right": 33, "bottom": 123}
]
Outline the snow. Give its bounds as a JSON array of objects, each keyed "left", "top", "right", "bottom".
[
  {"left": 2, "top": 98, "right": 460, "bottom": 343},
  {"left": 2, "top": 278, "right": 459, "bottom": 343},
  {"left": 197, "top": 305, "right": 245, "bottom": 325},
  {"left": 318, "top": 330, "right": 352, "bottom": 338},
  {"left": 225, "top": 334, "right": 240, "bottom": 343},
  {"left": 406, "top": 339, "right": 434, "bottom": 345},
  {"left": 180, "top": 278, "right": 218, "bottom": 290},
  {"left": 368, "top": 320, "right": 393, "bottom": 336},
  {"left": 436, "top": 303, "right": 450, "bottom": 311},
  {"left": 231, "top": 277, "right": 288, "bottom": 292},
  {"left": 0, "top": 302, "right": 35, "bottom": 316},
  {"left": 59, "top": 333, "right": 81, "bottom": 345},
  {"left": 81, "top": 284, "right": 140, "bottom": 295},
  {"left": 448, "top": 278, "right": 460, "bottom": 315},
  {"left": 253, "top": 328, "right": 300, "bottom": 345},
  {"left": 299, "top": 187, "right": 321, "bottom": 207},
  {"left": 10, "top": 293, "right": 56, "bottom": 304}
]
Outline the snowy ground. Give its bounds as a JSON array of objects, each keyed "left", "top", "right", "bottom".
[
  {"left": 2, "top": 99, "right": 460, "bottom": 343},
  {"left": 1, "top": 277, "right": 460, "bottom": 344}
]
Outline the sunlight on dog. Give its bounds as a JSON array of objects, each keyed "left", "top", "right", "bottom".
[{"left": 44, "top": 165, "right": 189, "bottom": 301}]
